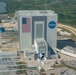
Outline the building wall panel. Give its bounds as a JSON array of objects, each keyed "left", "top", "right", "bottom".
[
  {"left": 32, "top": 16, "right": 47, "bottom": 44},
  {"left": 47, "top": 15, "right": 58, "bottom": 49}
]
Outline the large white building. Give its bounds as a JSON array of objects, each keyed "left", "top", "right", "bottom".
[{"left": 17, "top": 10, "right": 58, "bottom": 59}]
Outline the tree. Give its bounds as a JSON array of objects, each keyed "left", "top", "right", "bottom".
[
  {"left": 41, "top": 73, "right": 46, "bottom": 75},
  {"left": 40, "top": 68, "right": 45, "bottom": 72},
  {"left": 50, "top": 73, "right": 55, "bottom": 75}
]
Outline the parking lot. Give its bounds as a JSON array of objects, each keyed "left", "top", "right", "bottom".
[
  {"left": 45, "top": 67, "right": 76, "bottom": 75},
  {"left": 0, "top": 52, "right": 23, "bottom": 75}
]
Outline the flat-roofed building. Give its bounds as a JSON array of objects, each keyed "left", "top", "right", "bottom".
[
  {"left": 0, "top": 14, "right": 8, "bottom": 20},
  {"left": 17, "top": 10, "right": 58, "bottom": 59}
]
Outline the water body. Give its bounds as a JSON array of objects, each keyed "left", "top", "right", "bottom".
[{"left": 0, "top": 2, "right": 7, "bottom": 13}]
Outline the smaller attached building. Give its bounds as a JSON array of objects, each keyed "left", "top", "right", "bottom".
[{"left": 35, "top": 38, "right": 48, "bottom": 57}]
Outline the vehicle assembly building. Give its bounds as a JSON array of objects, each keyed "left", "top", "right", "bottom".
[{"left": 17, "top": 10, "right": 58, "bottom": 59}]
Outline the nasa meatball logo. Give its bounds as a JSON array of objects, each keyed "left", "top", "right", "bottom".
[{"left": 48, "top": 21, "right": 56, "bottom": 29}]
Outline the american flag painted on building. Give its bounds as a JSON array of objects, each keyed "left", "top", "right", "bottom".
[{"left": 22, "top": 18, "right": 30, "bottom": 32}]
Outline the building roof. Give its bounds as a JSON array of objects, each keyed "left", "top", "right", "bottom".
[
  {"left": 36, "top": 38, "right": 47, "bottom": 46},
  {"left": 16, "top": 10, "right": 57, "bottom": 16},
  {"left": 63, "top": 46, "right": 76, "bottom": 53},
  {"left": 0, "top": 14, "right": 8, "bottom": 20}
]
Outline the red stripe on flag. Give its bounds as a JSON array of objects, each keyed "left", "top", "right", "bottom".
[{"left": 22, "top": 18, "right": 30, "bottom": 33}]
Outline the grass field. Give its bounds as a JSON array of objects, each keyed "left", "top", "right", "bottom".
[{"left": 0, "top": 0, "right": 76, "bottom": 26}]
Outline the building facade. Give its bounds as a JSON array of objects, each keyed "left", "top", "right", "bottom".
[{"left": 17, "top": 10, "right": 58, "bottom": 59}]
